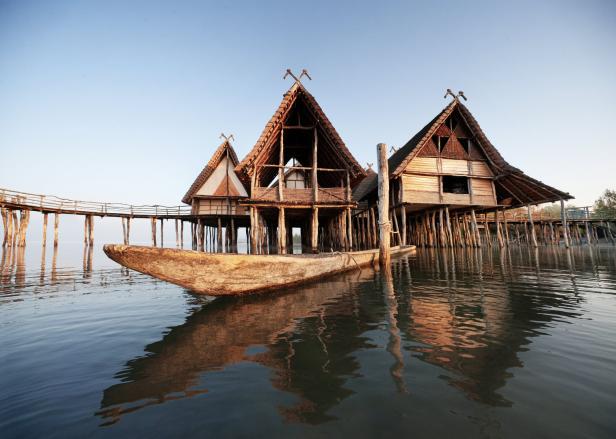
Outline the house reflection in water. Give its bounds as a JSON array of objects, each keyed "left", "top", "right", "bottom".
[{"left": 97, "top": 249, "right": 585, "bottom": 425}]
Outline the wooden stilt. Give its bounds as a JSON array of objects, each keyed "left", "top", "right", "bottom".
[
  {"left": 470, "top": 210, "right": 481, "bottom": 247},
  {"left": 278, "top": 207, "right": 286, "bottom": 254},
  {"left": 560, "top": 199, "right": 570, "bottom": 248},
  {"left": 495, "top": 210, "right": 504, "bottom": 248},
  {"left": 180, "top": 220, "right": 184, "bottom": 248},
  {"left": 159, "top": 218, "right": 164, "bottom": 247},
  {"left": 150, "top": 217, "right": 157, "bottom": 247},
  {"left": 527, "top": 205, "right": 538, "bottom": 247},
  {"left": 42, "top": 212, "right": 48, "bottom": 247},
  {"left": 175, "top": 219, "right": 179, "bottom": 248},
  {"left": 53, "top": 213, "right": 59, "bottom": 247},
  {"left": 217, "top": 217, "right": 222, "bottom": 253},
  {"left": 122, "top": 217, "right": 127, "bottom": 245},
  {"left": 311, "top": 207, "right": 319, "bottom": 253},
  {"left": 377, "top": 143, "right": 391, "bottom": 268},
  {"left": 502, "top": 209, "right": 510, "bottom": 246}
]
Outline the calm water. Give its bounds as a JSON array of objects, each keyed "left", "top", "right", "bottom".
[{"left": 1, "top": 243, "right": 615, "bottom": 438}]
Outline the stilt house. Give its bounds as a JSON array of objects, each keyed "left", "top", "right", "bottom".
[
  {"left": 182, "top": 138, "right": 249, "bottom": 251},
  {"left": 235, "top": 81, "right": 366, "bottom": 254},
  {"left": 354, "top": 96, "right": 572, "bottom": 248}
]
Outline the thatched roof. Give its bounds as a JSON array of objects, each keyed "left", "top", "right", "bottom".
[
  {"left": 182, "top": 140, "right": 241, "bottom": 204},
  {"left": 235, "top": 82, "right": 366, "bottom": 187},
  {"left": 355, "top": 99, "right": 572, "bottom": 207}
]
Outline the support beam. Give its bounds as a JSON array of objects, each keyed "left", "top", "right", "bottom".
[
  {"left": 560, "top": 199, "right": 570, "bottom": 248},
  {"left": 377, "top": 143, "right": 390, "bottom": 268},
  {"left": 42, "top": 213, "right": 48, "bottom": 247},
  {"left": 278, "top": 207, "right": 286, "bottom": 254},
  {"left": 53, "top": 213, "right": 60, "bottom": 247},
  {"left": 527, "top": 205, "right": 538, "bottom": 248},
  {"left": 311, "top": 207, "right": 319, "bottom": 253},
  {"left": 278, "top": 128, "right": 284, "bottom": 201},
  {"left": 400, "top": 206, "right": 407, "bottom": 246},
  {"left": 312, "top": 126, "right": 318, "bottom": 202}
]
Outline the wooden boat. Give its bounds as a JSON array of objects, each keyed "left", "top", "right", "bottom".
[{"left": 103, "top": 244, "right": 416, "bottom": 296}]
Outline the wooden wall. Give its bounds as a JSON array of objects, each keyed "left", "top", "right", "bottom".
[{"left": 401, "top": 157, "right": 496, "bottom": 207}]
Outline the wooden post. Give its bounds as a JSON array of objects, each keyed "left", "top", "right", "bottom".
[
  {"left": 150, "top": 217, "right": 157, "bottom": 247},
  {"left": 250, "top": 207, "right": 257, "bottom": 253},
  {"left": 377, "top": 143, "right": 391, "bottom": 268},
  {"left": 126, "top": 217, "right": 131, "bottom": 245},
  {"left": 217, "top": 217, "right": 222, "bottom": 253},
  {"left": 312, "top": 126, "right": 318, "bottom": 202},
  {"left": 17, "top": 210, "right": 30, "bottom": 247},
  {"left": 42, "top": 213, "right": 48, "bottom": 247},
  {"left": 495, "top": 210, "right": 504, "bottom": 248},
  {"left": 279, "top": 128, "right": 285, "bottom": 201},
  {"left": 560, "top": 199, "right": 570, "bottom": 248},
  {"left": 53, "top": 213, "right": 59, "bottom": 247},
  {"left": 470, "top": 210, "right": 481, "bottom": 247},
  {"left": 347, "top": 207, "right": 353, "bottom": 250},
  {"left": 502, "top": 209, "right": 510, "bottom": 245},
  {"left": 278, "top": 207, "right": 286, "bottom": 254},
  {"left": 84, "top": 215, "right": 89, "bottom": 245},
  {"left": 311, "top": 207, "right": 319, "bottom": 253},
  {"left": 400, "top": 206, "right": 407, "bottom": 246},
  {"left": 159, "top": 218, "right": 164, "bottom": 247},
  {"left": 11, "top": 210, "right": 18, "bottom": 247},
  {"left": 175, "top": 219, "right": 179, "bottom": 248},
  {"left": 88, "top": 215, "right": 94, "bottom": 246},
  {"left": 527, "top": 205, "right": 538, "bottom": 247},
  {"left": 121, "top": 218, "right": 127, "bottom": 245},
  {"left": 180, "top": 220, "right": 184, "bottom": 249}
]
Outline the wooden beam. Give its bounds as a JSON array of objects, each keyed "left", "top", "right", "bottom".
[
  {"left": 378, "top": 143, "right": 391, "bottom": 268},
  {"left": 312, "top": 126, "right": 318, "bottom": 203}
]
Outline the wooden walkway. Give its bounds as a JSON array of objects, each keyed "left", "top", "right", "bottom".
[
  {"left": 0, "top": 187, "right": 197, "bottom": 249},
  {"left": 0, "top": 188, "right": 191, "bottom": 219}
]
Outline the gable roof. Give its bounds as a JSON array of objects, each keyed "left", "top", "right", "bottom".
[
  {"left": 357, "top": 99, "right": 572, "bottom": 206},
  {"left": 235, "top": 82, "right": 366, "bottom": 184},
  {"left": 182, "top": 140, "right": 241, "bottom": 204}
]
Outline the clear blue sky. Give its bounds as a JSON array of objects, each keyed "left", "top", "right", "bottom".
[{"left": 1, "top": 0, "right": 615, "bottom": 208}]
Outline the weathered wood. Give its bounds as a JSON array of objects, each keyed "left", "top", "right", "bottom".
[
  {"left": 527, "top": 205, "right": 538, "bottom": 247},
  {"left": 312, "top": 126, "right": 318, "bottom": 203},
  {"left": 278, "top": 207, "right": 286, "bottom": 254},
  {"left": 42, "top": 212, "right": 48, "bottom": 247},
  {"left": 560, "top": 199, "right": 570, "bottom": 248},
  {"left": 278, "top": 128, "right": 285, "bottom": 201},
  {"left": 217, "top": 217, "right": 223, "bottom": 253},
  {"left": 175, "top": 219, "right": 179, "bottom": 248},
  {"left": 311, "top": 207, "right": 318, "bottom": 253},
  {"left": 346, "top": 207, "right": 353, "bottom": 250},
  {"left": 180, "top": 220, "right": 184, "bottom": 249},
  {"left": 495, "top": 210, "right": 504, "bottom": 248},
  {"left": 103, "top": 244, "right": 416, "bottom": 296},
  {"left": 126, "top": 217, "right": 131, "bottom": 245},
  {"left": 160, "top": 218, "right": 164, "bottom": 248},
  {"left": 470, "top": 210, "right": 481, "bottom": 247},
  {"left": 400, "top": 207, "right": 407, "bottom": 246},
  {"left": 378, "top": 143, "right": 391, "bottom": 268},
  {"left": 53, "top": 213, "right": 59, "bottom": 247}
]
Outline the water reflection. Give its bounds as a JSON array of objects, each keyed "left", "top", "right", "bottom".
[
  {"left": 93, "top": 246, "right": 616, "bottom": 426},
  {"left": 2, "top": 244, "right": 615, "bottom": 430}
]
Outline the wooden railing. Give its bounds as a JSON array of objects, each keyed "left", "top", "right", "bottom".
[
  {"left": 0, "top": 187, "right": 192, "bottom": 218},
  {"left": 251, "top": 186, "right": 348, "bottom": 204}
]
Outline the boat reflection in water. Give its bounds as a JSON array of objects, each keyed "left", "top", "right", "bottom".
[{"left": 95, "top": 245, "right": 598, "bottom": 426}]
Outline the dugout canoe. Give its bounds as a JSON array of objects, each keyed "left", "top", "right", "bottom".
[{"left": 103, "top": 244, "right": 416, "bottom": 296}]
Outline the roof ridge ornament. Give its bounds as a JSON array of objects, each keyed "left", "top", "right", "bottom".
[
  {"left": 219, "top": 133, "right": 235, "bottom": 143},
  {"left": 444, "top": 89, "right": 468, "bottom": 101},
  {"left": 284, "top": 68, "right": 312, "bottom": 85}
]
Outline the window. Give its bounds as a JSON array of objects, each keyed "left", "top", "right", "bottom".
[{"left": 442, "top": 176, "right": 469, "bottom": 194}]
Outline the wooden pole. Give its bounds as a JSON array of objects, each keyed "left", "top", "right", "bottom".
[
  {"left": 495, "top": 210, "right": 504, "bottom": 248},
  {"left": 122, "top": 217, "right": 127, "bottom": 245},
  {"left": 347, "top": 207, "right": 353, "bottom": 250},
  {"left": 502, "top": 209, "right": 510, "bottom": 245},
  {"left": 249, "top": 207, "right": 257, "bottom": 253},
  {"left": 377, "top": 143, "right": 391, "bottom": 268},
  {"left": 311, "top": 207, "right": 319, "bottom": 253},
  {"left": 527, "top": 205, "right": 538, "bottom": 247},
  {"left": 312, "top": 126, "right": 318, "bottom": 202},
  {"left": 126, "top": 217, "right": 131, "bottom": 245},
  {"left": 470, "top": 210, "right": 481, "bottom": 247},
  {"left": 150, "top": 217, "right": 157, "bottom": 247},
  {"left": 278, "top": 207, "right": 286, "bottom": 254},
  {"left": 88, "top": 215, "right": 94, "bottom": 246},
  {"left": 42, "top": 212, "right": 48, "bottom": 247},
  {"left": 560, "top": 199, "right": 570, "bottom": 248},
  {"left": 217, "top": 217, "right": 223, "bottom": 253},
  {"left": 180, "top": 220, "right": 184, "bottom": 249},
  {"left": 160, "top": 218, "right": 164, "bottom": 247},
  {"left": 279, "top": 128, "right": 285, "bottom": 201},
  {"left": 400, "top": 206, "right": 407, "bottom": 246},
  {"left": 175, "top": 219, "right": 179, "bottom": 248},
  {"left": 53, "top": 213, "right": 59, "bottom": 247}
]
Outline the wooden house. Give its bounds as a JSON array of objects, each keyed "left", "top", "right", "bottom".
[
  {"left": 235, "top": 81, "right": 366, "bottom": 254},
  {"left": 182, "top": 139, "right": 249, "bottom": 251},
  {"left": 354, "top": 97, "right": 572, "bottom": 247}
]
